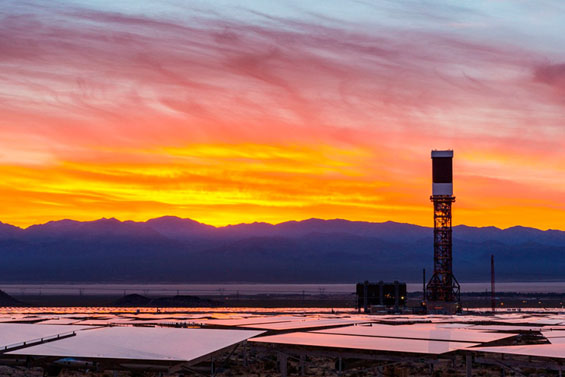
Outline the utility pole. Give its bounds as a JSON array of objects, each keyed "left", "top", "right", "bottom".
[{"left": 491, "top": 254, "right": 496, "bottom": 313}]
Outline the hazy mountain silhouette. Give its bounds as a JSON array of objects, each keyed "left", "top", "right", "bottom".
[
  {"left": 0, "top": 217, "right": 564, "bottom": 283},
  {"left": 0, "top": 222, "right": 23, "bottom": 238},
  {"left": 145, "top": 216, "right": 216, "bottom": 239}
]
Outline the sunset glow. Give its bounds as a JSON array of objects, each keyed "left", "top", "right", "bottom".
[{"left": 1, "top": 1, "right": 564, "bottom": 229}]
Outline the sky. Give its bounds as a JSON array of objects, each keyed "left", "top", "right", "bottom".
[{"left": 0, "top": 0, "right": 564, "bottom": 229}]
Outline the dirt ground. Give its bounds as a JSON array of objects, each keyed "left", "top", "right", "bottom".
[{"left": 0, "top": 348, "right": 553, "bottom": 377}]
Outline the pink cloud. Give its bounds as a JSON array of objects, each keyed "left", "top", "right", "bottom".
[{"left": 0, "top": 1, "right": 564, "bottom": 228}]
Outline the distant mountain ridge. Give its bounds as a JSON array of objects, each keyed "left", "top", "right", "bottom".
[{"left": 0, "top": 217, "right": 564, "bottom": 283}]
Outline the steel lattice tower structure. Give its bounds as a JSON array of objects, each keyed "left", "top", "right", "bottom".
[{"left": 426, "top": 150, "right": 460, "bottom": 306}]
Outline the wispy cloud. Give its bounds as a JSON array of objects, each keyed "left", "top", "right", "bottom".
[{"left": 0, "top": 0, "right": 564, "bottom": 229}]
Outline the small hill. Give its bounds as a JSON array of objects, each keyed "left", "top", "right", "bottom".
[
  {"left": 0, "top": 290, "right": 24, "bottom": 306},
  {"left": 112, "top": 294, "right": 219, "bottom": 307},
  {"left": 150, "top": 295, "right": 219, "bottom": 307},
  {"left": 113, "top": 294, "right": 151, "bottom": 307}
]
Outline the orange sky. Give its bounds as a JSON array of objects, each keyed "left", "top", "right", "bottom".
[{"left": 1, "top": 1, "right": 564, "bottom": 229}]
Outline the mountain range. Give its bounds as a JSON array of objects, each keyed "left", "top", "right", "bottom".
[{"left": 0, "top": 217, "right": 564, "bottom": 283}]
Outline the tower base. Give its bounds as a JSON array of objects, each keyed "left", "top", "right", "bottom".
[{"left": 425, "top": 301, "right": 461, "bottom": 315}]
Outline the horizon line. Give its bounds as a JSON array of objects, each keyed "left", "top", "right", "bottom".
[{"left": 1, "top": 216, "right": 561, "bottom": 232}]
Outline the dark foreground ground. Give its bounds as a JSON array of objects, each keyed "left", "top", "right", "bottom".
[{"left": 0, "top": 349, "right": 544, "bottom": 377}]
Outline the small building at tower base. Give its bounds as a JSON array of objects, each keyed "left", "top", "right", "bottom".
[{"left": 356, "top": 280, "right": 406, "bottom": 313}]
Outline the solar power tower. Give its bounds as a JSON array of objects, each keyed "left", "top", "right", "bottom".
[{"left": 426, "top": 150, "right": 461, "bottom": 313}]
